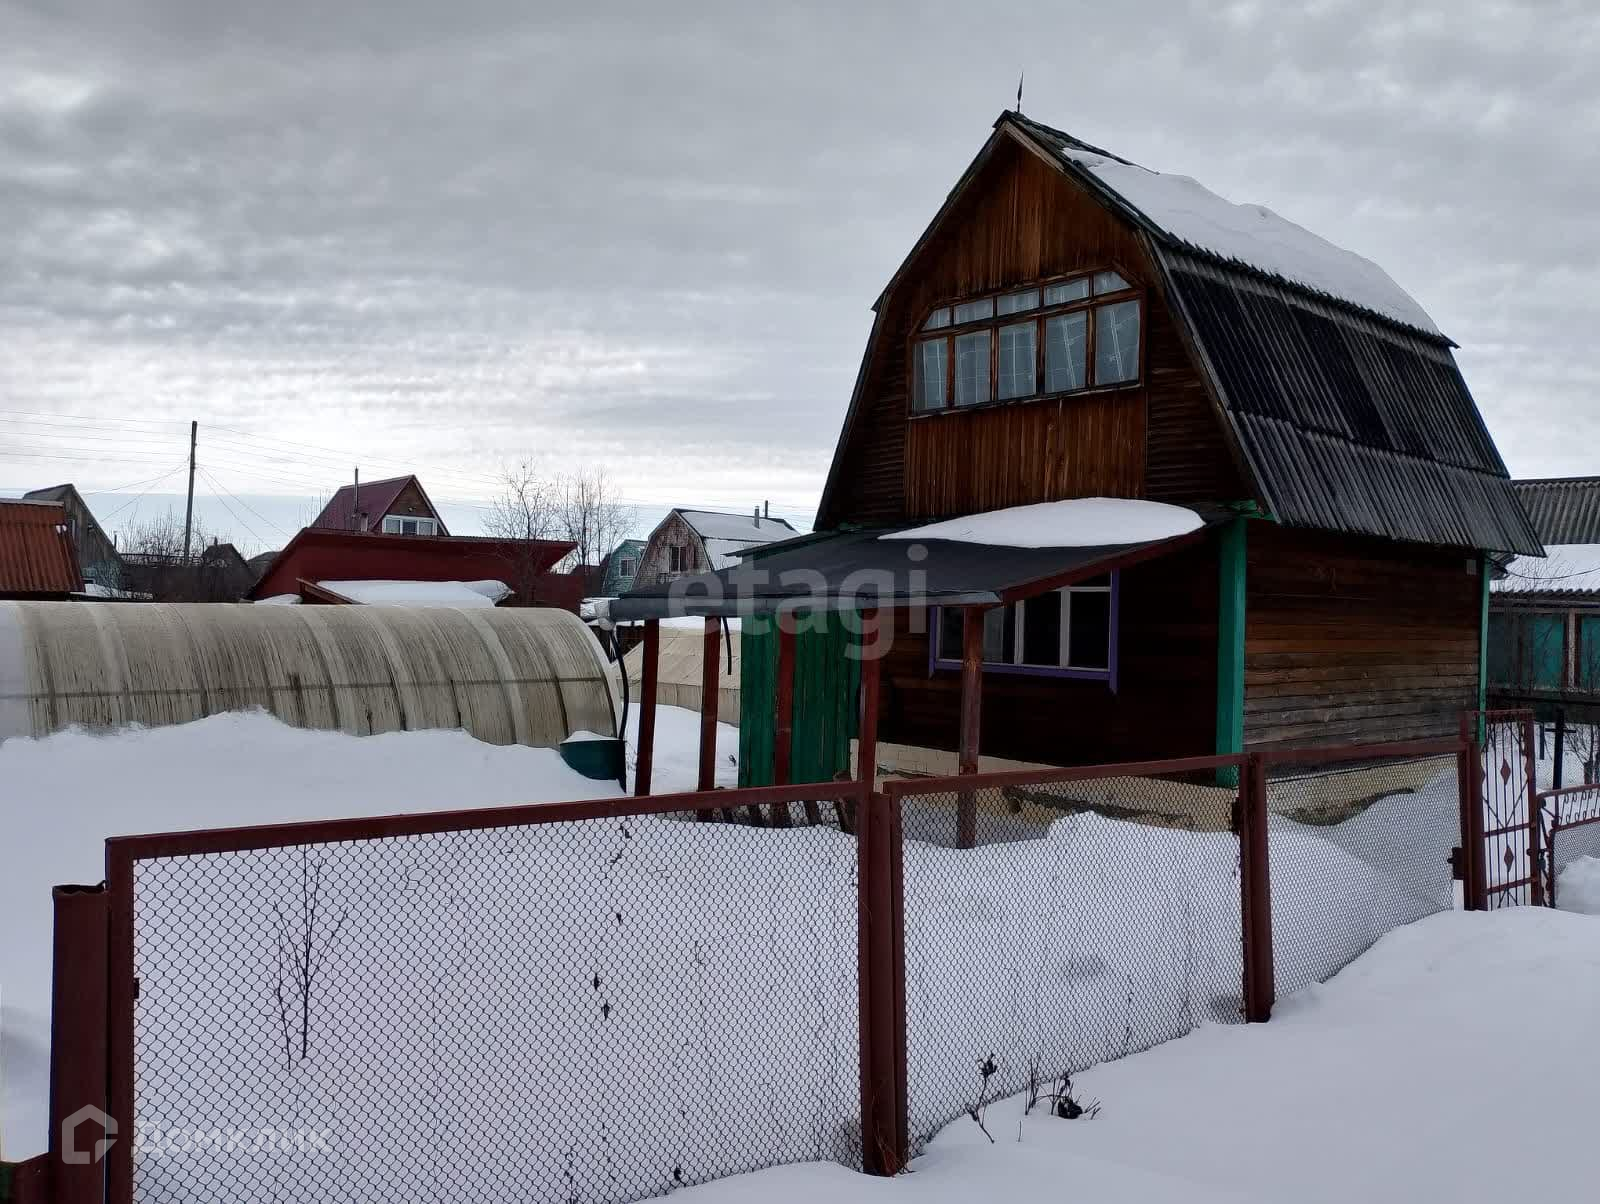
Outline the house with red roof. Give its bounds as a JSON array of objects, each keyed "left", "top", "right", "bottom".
[
  {"left": 248, "top": 474, "right": 585, "bottom": 610},
  {"left": 0, "top": 499, "right": 82, "bottom": 599},
  {"left": 309, "top": 474, "right": 448, "bottom": 536}
]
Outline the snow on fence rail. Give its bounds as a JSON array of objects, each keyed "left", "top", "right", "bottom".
[{"left": 36, "top": 741, "right": 1476, "bottom": 1204}]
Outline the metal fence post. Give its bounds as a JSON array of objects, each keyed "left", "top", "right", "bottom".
[
  {"left": 1238, "top": 754, "right": 1275, "bottom": 1023},
  {"left": 1457, "top": 713, "right": 1487, "bottom": 911},
  {"left": 47, "top": 884, "right": 110, "bottom": 1204},
  {"left": 1523, "top": 715, "right": 1546, "bottom": 907},
  {"left": 856, "top": 784, "right": 905, "bottom": 1176}
]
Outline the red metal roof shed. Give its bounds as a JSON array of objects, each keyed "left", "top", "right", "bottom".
[
  {"left": 0, "top": 499, "right": 82, "bottom": 597},
  {"left": 246, "top": 528, "right": 577, "bottom": 607}
]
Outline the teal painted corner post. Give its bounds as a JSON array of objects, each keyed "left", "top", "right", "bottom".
[
  {"left": 1216, "top": 517, "right": 1248, "bottom": 779},
  {"left": 1476, "top": 551, "right": 1490, "bottom": 741}
]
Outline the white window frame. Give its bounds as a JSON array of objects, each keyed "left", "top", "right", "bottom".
[
  {"left": 382, "top": 515, "right": 438, "bottom": 536},
  {"left": 933, "top": 576, "right": 1117, "bottom": 684}
]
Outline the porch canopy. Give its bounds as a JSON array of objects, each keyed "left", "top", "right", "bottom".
[
  {"left": 606, "top": 499, "right": 1224, "bottom": 621},
  {"left": 610, "top": 498, "right": 1223, "bottom": 818}
]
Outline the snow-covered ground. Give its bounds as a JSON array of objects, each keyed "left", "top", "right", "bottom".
[
  {"left": 0, "top": 704, "right": 737, "bottom": 1160},
  {"left": 680, "top": 908, "right": 1600, "bottom": 1204},
  {"left": 0, "top": 712, "right": 1482, "bottom": 1204}
]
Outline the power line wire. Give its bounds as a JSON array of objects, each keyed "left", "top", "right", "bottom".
[
  {"left": 198, "top": 466, "right": 295, "bottom": 540},
  {"left": 197, "top": 468, "right": 271, "bottom": 550}
]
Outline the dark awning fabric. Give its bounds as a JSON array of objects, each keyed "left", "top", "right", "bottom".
[{"left": 607, "top": 518, "right": 1223, "bottom": 620}]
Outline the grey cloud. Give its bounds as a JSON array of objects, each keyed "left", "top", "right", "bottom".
[{"left": 2, "top": 0, "right": 1598, "bottom": 543}]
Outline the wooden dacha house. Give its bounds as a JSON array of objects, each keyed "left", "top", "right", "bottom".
[{"left": 611, "top": 111, "right": 1539, "bottom": 788}]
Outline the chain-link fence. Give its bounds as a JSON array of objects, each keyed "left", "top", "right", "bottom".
[
  {"left": 110, "top": 789, "right": 865, "bottom": 1204},
  {"left": 884, "top": 759, "right": 1244, "bottom": 1156},
  {"left": 1261, "top": 750, "right": 1461, "bottom": 996},
  {"left": 79, "top": 735, "right": 1499, "bottom": 1200}
]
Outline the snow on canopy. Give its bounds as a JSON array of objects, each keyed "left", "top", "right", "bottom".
[
  {"left": 317, "top": 579, "right": 512, "bottom": 607},
  {"left": 1493, "top": 545, "right": 1600, "bottom": 595},
  {"left": 881, "top": 498, "right": 1203, "bottom": 549},
  {"left": 1051, "top": 142, "right": 1440, "bottom": 337}
]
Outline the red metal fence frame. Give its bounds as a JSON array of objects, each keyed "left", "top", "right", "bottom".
[
  {"left": 99, "top": 779, "right": 874, "bottom": 1204},
  {"left": 56, "top": 725, "right": 1519, "bottom": 1203}
]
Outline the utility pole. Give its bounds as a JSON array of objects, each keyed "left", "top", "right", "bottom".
[{"left": 181, "top": 420, "right": 197, "bottom": 562}]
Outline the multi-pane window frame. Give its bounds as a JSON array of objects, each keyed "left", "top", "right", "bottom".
[
  {"left": 381, "top": 515, "right": 439, "bottom": 536},
  {"left": 909, "top": 269, "right": 1143, "bottom": 416},
  {"left": 929, "top": 573, "right": 1120, "bottom": 688}
]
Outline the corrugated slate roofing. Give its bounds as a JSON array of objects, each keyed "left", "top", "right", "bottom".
[
  {"left": 0, "top": 500, "right": 81, "bottom": 594},
  {"left": 1159, "top": 252, "right": 1542, "bottom": 554},
  {"left": 1509, "top": 478, "right": 1600, "bottom": 546}
]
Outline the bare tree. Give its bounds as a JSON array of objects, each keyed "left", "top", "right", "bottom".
[
  {"left": 485, "top": 462, "right": 635, "bottom": 593},
  {"left": 118, "top": 509, "right": 243, "bottom": 601},
  {"left": 482, "top": 460, "right": 567, "bottom": 602},
  {"left": 555, "top": 468, "right": 633, "bottom": 581},
  {"left": 484, "top": 459, "right": 561, "bottom": 544}
]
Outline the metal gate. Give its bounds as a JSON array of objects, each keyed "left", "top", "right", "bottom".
[{"left": 1477, "top": 710, "right": 1543, "bottom": 908}]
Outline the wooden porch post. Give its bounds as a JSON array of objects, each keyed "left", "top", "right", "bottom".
[
  {"left": 633, "top": 618, "right": 659, "bottom": 797},
  {"left": 699, "top": 616, "right": 721, "bottom": 795},
  {"left": 858, "top": 609, "right": 882, "bottom": 790},
  {"left": 957, "top": 605, "right": 986, "bottom": 848},
  {"left": 771, "top": 617, "right": 803, "bottom": 826}
]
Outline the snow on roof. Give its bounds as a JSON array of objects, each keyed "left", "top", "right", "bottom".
[
  {"left": 677, "top": 509, "right": 795, "bottom": 543},
  {"left": 317, "top": 579, "right": 512, "bottom": 607},
  {"left": 881, "top": 498, "right": 1203, "bottom": 549},
  {"left": 703, "top": 538, "right": 755, "bottom": 571},
  {"left": 1493, "top": 545, "right": 1600, "bottom": 596},
  {"left": 1049, "top": 143, "right": 1440, "bottom": 337}
]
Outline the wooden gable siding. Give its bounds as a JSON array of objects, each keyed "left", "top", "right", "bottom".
[
  {"left": 635, "top": 512, "right": 707, "bottom": 588},
  {"left": 821, "top": 135, "right": 1241, "bottom": 530},
  {"left": 382, "top": 480, "right": 440, "bottom": 526},
  {"left": 875, "top": 538, "right": 1219, "bottom": 766},
  {"left": 1242, "top": 523, "right": 1480, "bottom": 749}
]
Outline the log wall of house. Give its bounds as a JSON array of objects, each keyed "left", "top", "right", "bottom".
[
  {"left": 1242, "top": 523, "right": 1481, "bottom": 749},
  {"left": 820, "top": 133, "right": 1244, "bottom": 530},
  {"left": 875, "top": 540, "right": 1219, "bottom": 766}
]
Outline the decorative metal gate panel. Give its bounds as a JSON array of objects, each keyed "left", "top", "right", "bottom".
[{"left": 1478, "top": 711, "right": 1543, "bottom": 908}]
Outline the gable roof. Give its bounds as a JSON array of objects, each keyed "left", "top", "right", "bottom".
[
  {"left": 1008, "top": 114, "right": 1440, "bottom": 338},
  {"left": 816, "top": 113, "right": 1540, "bottom": 555},
  {"left": 1509, "top": 477, "right": 1600, "bottom": 546},
  {"left": 309, "top": 475, "right": 447, "bottom": 534},
  {"left": 676, "top": 510, "right": 796, "bottom": 543},
  {"left": 23, "top": 483, "right": 116, "bottom": 554},
  {"left": 0, "top": 499, "right": 81, "bottom": 594}
]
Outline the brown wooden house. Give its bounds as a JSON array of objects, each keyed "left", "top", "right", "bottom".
[{"left": 614, "top": 112, "right": 1540, "bottom": 779}]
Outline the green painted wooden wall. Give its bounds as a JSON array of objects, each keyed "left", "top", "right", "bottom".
[{"left": 738, "top": 613, "right": 862, "bottom": 786}]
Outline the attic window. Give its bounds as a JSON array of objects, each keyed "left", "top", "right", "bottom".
[
  {"left": 382, "top": 515, "right": 438, "bottom": 536},
  {"left": 911, "top": 270, "right": 1141, "bottom": 414}
]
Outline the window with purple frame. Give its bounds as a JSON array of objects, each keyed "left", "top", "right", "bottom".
[{"left": 932, "top": 574, "right": 1118, "bottom": 685}]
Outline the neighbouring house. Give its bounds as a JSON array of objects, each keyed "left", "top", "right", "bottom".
[
  {"left": 21, "top": 483, "right": 122, "bottom": 589},
  {"left": 120, "top": 541, "right": 256, "bottom": 602},
  {"left": 599, "top": 538, "right": 647, "bottom": 597},
  {"left": 612, "top": 111, "right": 1540, "bottom": 785},
  {"left": 620, "top": 618, "right": 742, "bottom": 725},
  {"left": 633, "top": 508, "right": 796, "bottom": 588},
  {"left": 0, "top": 499, "right": 82, "bottom": 599},
  {"left": 246, "top": 527, "right": 581, "bottom": 609},
  {"left": 311, "top": 474, "right": 448, "bottom": 535},
  {"left": 1488, "top": 477, "right": 1600, "bottom": 716}
]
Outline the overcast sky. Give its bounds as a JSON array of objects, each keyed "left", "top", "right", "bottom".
[{"left": 2, "top": 0, "right": 1597, "bottom": 554}]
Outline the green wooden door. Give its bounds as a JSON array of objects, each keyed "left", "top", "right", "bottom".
[{"left": 738, "top": 612, "right": 862, "bottom": 786}]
